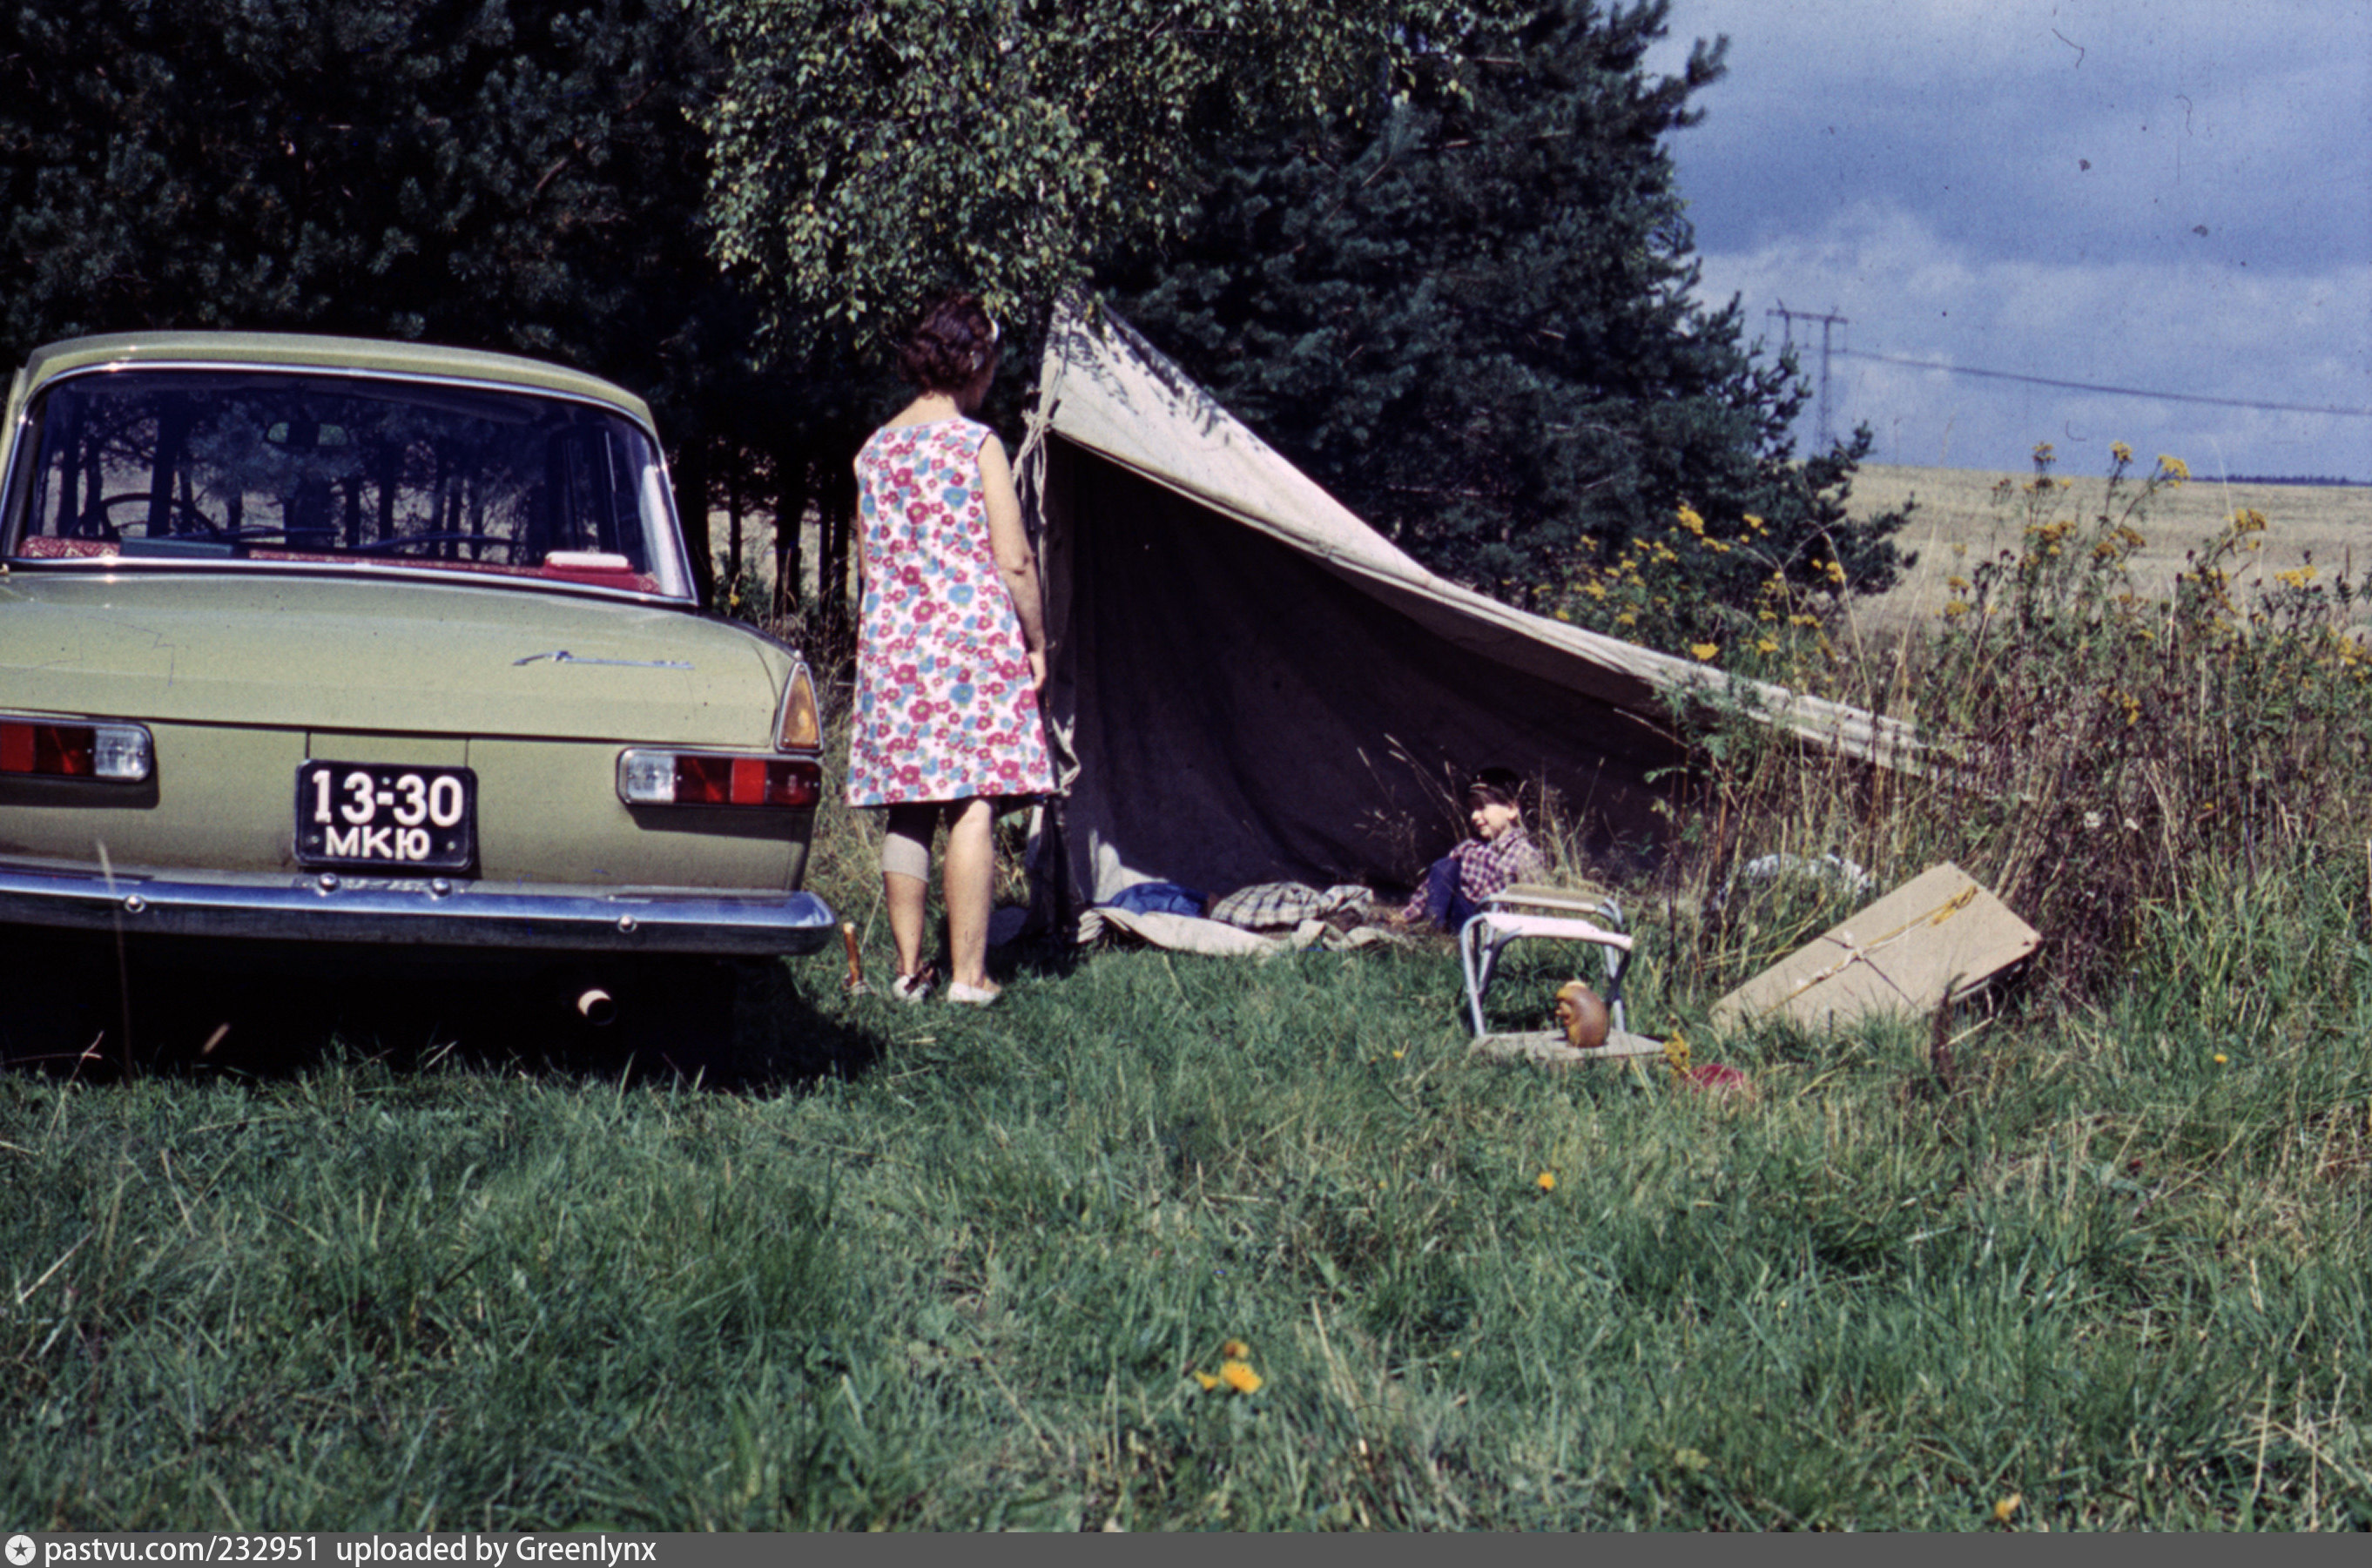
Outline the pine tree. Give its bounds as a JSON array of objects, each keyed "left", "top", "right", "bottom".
[
  {"left": 1107, "top": 0, "right": 1910, "bottom": 634},
  {"left": 3, "top": 0, "right": 714, "bottom": 362}
]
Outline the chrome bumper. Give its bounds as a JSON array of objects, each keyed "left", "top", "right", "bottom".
[{"left": 0, "top": 864, "right": 837, "bottom": 956}]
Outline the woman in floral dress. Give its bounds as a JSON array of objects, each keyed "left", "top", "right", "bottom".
[{"left": 847, "top": 292, "right": 1054, "bottom": 1004}]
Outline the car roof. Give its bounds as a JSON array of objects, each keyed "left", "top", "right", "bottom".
[{"left": 17, "top": 332, "right": 657, "bottom": 427}]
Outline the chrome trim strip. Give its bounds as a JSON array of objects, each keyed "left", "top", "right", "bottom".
[
  {"left": 515, "top": 649, "right": 694, "bottom": 669},
  {"left": 2, "top": 554, "right": 694, "bottom": 608},
  {"left": 0, "top": 865, "right": 836, "bottom": 955}
]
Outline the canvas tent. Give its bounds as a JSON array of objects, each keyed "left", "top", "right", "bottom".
[{"left": 1017, "top": 301, "right": 1911, "bottom": 909}]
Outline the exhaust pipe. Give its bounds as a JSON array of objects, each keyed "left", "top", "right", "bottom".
[{"left": 571, "top": 986, "right": 617, "bottom": 1027}]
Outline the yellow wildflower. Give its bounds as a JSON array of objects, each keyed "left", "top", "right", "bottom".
[
  {"left": 2158, "top": 454, "right": 2190, "bottom": 484},
  {"left": 1994, "top": 1494, "right": 2022, "bottom": 1524},
  {"left": 1221, "top": 1338, "right": 1250, "bottom": 1360},
  {"left": 1221, "top": 1360, "right": 1263, "bottom": 1394},
  {"left": 1755, "top": 638, "right": 1778, "bottom": 655},
  {"left": 1614, "top": 612, "right": 1636, "bottom": 626},
  {"left": 1689, "top": 643, "right": 1720, "bottom": 662},
  {"left": 1676, "top": 503, "right": 1707, "bottom": 535},
  {"left": 1582, "top": 582, "right": 1608, "bottom": 601},
  {"left": 1536, "top": 1170, "right": 1556, "bottom": 1191},
  {"left": 1193, "top": 1370, "right": 1219, "bottom": 1390},
  {"left": 2111, "top": 441, "right": 2133, "bottom": 464},
  {"left": 2214, "top": 1053, "right": 2228, "bottom": 1066}
]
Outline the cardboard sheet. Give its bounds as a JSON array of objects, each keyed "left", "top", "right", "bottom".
[{"left": 1710, "top": 861, "right": 2038, "bottom": 1033}]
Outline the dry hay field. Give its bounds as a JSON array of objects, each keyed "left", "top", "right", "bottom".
[{"left": 1843, "top": 462, "right": 2372, "bottom": 633}]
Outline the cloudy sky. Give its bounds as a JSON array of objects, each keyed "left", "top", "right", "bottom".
[{"left": 1644, "top": 0, "right": 2372, "bottom": 478}]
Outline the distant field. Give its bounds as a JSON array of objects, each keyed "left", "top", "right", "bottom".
[{"left": 1844, "top": 463, "right": 2372, "bottom": 631}]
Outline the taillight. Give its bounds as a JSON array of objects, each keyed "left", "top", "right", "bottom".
[
  {"left": 775, "top": 662, "right": 820, "bottom": 751},
  {"left": 617, "top": 750, "right": 821, "bottom": 808},
  {"left": 0, "top": 717, "right": 152, "bottom": 782}
]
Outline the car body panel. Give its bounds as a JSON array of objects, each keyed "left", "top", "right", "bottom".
[{"left": 0, "top": 575, "right": 786, "bottom": 743}]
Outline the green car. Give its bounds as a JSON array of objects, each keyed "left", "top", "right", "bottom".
[{"left": 0, "top": 332, "right": 835, "bottom": 1001}]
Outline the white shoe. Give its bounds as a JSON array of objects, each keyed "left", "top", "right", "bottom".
[
  {"left": 947, "top": 980, "right": 1001, "bottom": 1006},
  {"left": 890, "top": 965, "right": 936, "bottom": 1003}
]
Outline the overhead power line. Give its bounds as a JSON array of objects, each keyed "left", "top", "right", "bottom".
[
  {"left": 1841, "top": 348, "right": 2372, "bottom": 421},
  {"left": 1769, "top": 305, "right": 1848, "bottom": 449}
]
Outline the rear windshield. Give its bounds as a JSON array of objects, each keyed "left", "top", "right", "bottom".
[{"left": 8, "top": 367, "right": 691, "bottom": 598}]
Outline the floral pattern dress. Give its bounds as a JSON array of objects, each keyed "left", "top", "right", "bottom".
[{"left": 846, "top": 417, "right": 1056, "bottom": 807}]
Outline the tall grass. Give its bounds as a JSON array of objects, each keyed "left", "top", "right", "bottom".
[{"left": 1651, "top": 444, "right": 2372, "bottom": 1004}]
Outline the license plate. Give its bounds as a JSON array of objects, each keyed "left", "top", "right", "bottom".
[{"left": 295, "top": 761, "right": 476, "bottom": 871}]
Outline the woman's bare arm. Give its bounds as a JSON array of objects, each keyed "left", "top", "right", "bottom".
[{"left": 978, "top": 434, "right": 1047, "bottom": 687}]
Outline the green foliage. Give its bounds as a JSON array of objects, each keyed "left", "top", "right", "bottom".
[
  {"left": 1108, "top": 0, "right": 1910, "bottom": 617},
  {"left": 692, "top": 0, "right": 1532, "bottom": 344}
]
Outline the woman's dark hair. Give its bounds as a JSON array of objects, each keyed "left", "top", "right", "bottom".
[{"left": 894, "top": 292, "right": 999, "bottom": 392}]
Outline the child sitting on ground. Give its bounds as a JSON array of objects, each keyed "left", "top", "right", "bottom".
[{"left": 1396, "top": 767, "right": 1549, "bottom": 932}]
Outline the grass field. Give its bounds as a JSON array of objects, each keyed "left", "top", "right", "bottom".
[
  {"left": 1848, "top": 462, "right": 2372, "bottom": 634},
  {"left": 8, "top": 461, "right": 2372, "bottom": 1530}
]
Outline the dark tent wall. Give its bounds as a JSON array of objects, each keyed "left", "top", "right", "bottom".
[{"left": 1038, "top": 441, "right": 1679, "bottom": 903}]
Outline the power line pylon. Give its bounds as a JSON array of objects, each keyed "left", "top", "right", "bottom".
[{"left": 1769, "top": 304, "right": 1849, "bottom": 451}]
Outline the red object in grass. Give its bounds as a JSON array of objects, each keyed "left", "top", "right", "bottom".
[{"left": 1681, "top": 1062, "right": 1749, "bottom": 1094}]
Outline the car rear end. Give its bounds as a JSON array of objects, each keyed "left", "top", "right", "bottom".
[{"left": 0, "top": 334, "right": 835, "bottom": 1037}]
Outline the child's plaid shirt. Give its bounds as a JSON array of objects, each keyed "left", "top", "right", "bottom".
[{"left": 1399, "top": 824, "right": 1548, "bottom": 919}]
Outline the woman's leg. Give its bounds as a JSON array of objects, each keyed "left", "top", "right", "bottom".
[
  {"left": 881, "top": 803, "right": 937, "bottom": 981},
  {"left": 941, "top": 797, "right": 998, "bottom": 993}
]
